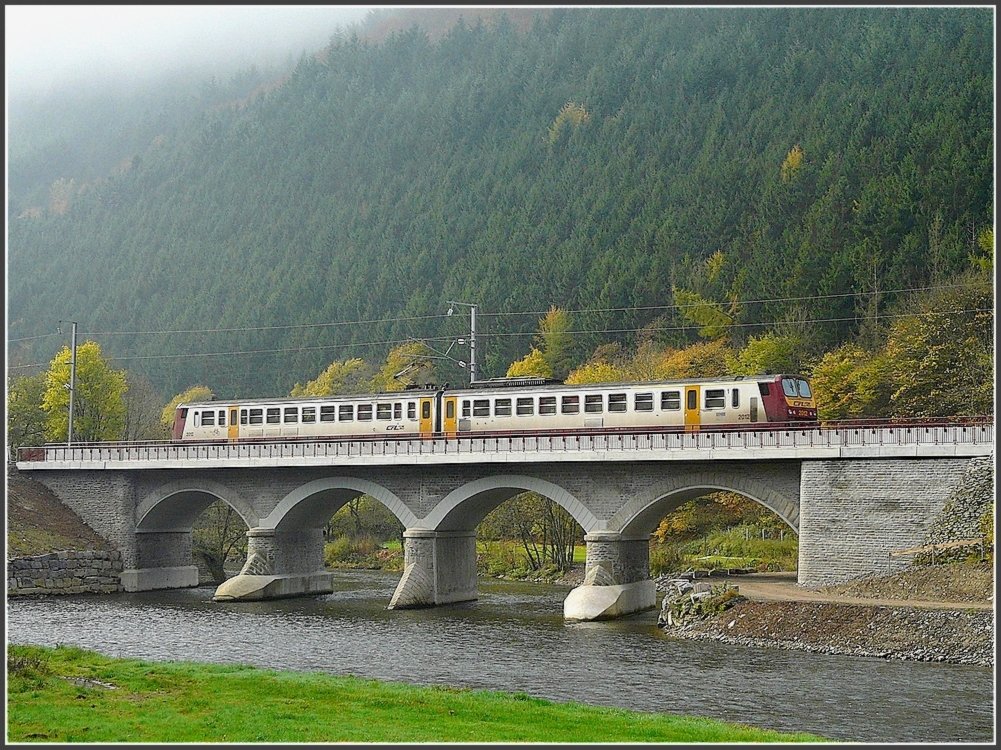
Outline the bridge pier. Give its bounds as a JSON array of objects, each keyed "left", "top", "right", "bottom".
[
  {"left": 121, "top": 530, "right": 200, "bottom": 592},
  {"left": 564, "top": 533, "right": 657, "bottom": 621},
  {"left": 388, "top": 529, "right": 478, "bottom": 609},
  {"left": 213, "top": 527, "right": 334, "bottom": 601}
]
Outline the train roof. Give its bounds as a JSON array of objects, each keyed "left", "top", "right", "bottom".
[{"left": 175, "top": 374, "right": 806, "bottom": 409}]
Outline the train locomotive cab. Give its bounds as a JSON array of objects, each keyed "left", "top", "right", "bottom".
[{"left": 756, "top": 374, "right": 817, "bottom": 425}]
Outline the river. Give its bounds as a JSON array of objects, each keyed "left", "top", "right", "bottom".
[{"left": 6, "top": 569, "right": 993, "bottom": 743}]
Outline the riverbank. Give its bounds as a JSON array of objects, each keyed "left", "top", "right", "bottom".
[
  {"left": 656, "top": 563, "right": 994, "bottom": 666},
  {"left": 7, "top": 644, "right": 825, "bottom": 743}
]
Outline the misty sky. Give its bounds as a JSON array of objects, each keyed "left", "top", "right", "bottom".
[{"left": 5, "top": 5, "right": 374, "bottom": 95}]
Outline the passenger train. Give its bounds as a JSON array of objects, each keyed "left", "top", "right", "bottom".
[{"left": 171, "top": 374, "right": 818, "bottom": 442}]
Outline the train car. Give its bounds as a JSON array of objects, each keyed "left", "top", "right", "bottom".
[{"left": 171, "top": 374, "right": 816, "bottom": 442}]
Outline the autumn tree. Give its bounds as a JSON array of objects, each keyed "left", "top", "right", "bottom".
[
  {"left": 882, "top": 278, "right": 993, "bottom": 417},
  {"left": 368, "top": 341, "right": 438, "bottom": 392},
  {"left": 536, "top": 306, "right": 574, "bottom": 379},
  {"left": 192, "top": 500, "right": 248, "bottom": 584},
  {"left": 161, "top": 385, "right": 214, "bottom": 431},
  {"left": 123, "top": 372, "right": 169, "bottom": 441},
  {"left": 728, "top": 332, "right": 804, "bottom": 376},
  {"left": 6, "top": 372, "right": 48, "bottom": 457},
  {"left": 506, "top": 348, "right": 553, "bottom": 378},
  {"left": 41, "top": 341, "right": 127, "bottom": 442},
  {"left": 290, "top": 357, "right": 371, "bottom": 397}
]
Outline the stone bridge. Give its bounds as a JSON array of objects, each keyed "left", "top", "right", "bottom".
[{"left": 14, "top": 422, "right": 994, "bottom": 620}]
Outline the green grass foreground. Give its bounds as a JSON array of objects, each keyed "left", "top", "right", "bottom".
[{"left": 7, "top": 644, "right": 828, "bottom": 743}]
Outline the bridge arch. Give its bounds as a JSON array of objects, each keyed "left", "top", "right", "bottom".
[
  {"left": 610, "top": 476, "right": 800, "bottom": 538},
  {"left": 421, "top": 474, "right": 600, "bottom": 532},
  {"left": 260, "top": 477, "right": 418, "bottom": 531},
  {"left": 136, "top": 478, "right": 259, "bottom": 532}
]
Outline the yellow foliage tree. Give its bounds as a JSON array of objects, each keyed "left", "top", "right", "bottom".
[
  {"left": 506, "top": 348, "right": 553, "bottom": 378},
  {"left": 780, "top": 144, "right": 805, "bottom": 182},
  {"left": 290, "top": 357, "right": 370, "bottom": 397},
  {"left": 547, "top": 101, "right": 590, "bottom": 145},
  {"left": 564, "top": 359, "right": 628, "bottom": 385},
  {"left": 42, "top": 341, "right": 128, "bottom": 442},
  {"left": 368, "top": 341, "right": 437, "bottom": 393}
]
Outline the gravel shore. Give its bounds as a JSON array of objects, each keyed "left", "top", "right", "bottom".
[
  {"left": 656, "top": 563, "right": 995, "bottom": 667},
  {"left": 663, "top": 599, "right": 994, "bottom": 666}
]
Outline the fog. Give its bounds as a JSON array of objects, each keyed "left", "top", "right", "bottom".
[{"left": 5, "top": 5, "right": 374, "bottom": 97}]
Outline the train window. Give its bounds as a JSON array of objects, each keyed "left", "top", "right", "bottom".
[
  {"left": 797, "top": 379, "right": 813, "bottom": 398},
  {"left": 782, "top": 379, "right": 798, "bottom": 397},
  {"left": 193, "top": 412, "right": 201, "bottom": 428},
  {"left": 421, "top": 401, "right": 431, "bottom": 420},
  {"left": 561, "top": 395, "right": 580, "bottom": 414},
  {"left": 408, "top": 402, "right": 417, "bottom": 420},
  {"left": 462, "top": 400, "right": 471, "bottom": 418},
  {"left": 758, "top": 383, "right": 771, "bottom": 396},
  {"left": 635, "top": 393, "right": 653, "bottom": 411},
  {"left": 266, "top": 408, "right": 280, "bottom": 424},
  {"left": 240, "top": 409, "right": 248, "bottom": 425},
  {"left": 447, "top": 400, "right": 457, "bottom": 419},
  {"left": 202, "top": 411, "right": 215, "bottom": 427},
  {"left": 662, "top": 391, "right": 681, "bottom": 410},
  {"left": 516, "top": 397, "right": 534, "bottom": 416},
  {"left": 585, "top": 394, "right": 603, "bottom": 413},
  {"left": 539, "top": 396, "right": 557, "bottom": 415},
  {"left": 705, "top": 389, "right": 725, "bottom": 409},
  {"left": 284, "top": 407, "right": 298, "bottom": 423},
  {"left": 608, "top": 393, "right": 627, "bottom": 412},
  {"left": 377, "top": 403, "right": 392, "bottom": 420},
  {"left": 473, "top": 399, "right": 490, "bottom": 417},
  {"left": 229, "top": 409, "right": 237, "bottom": 426},
  {"left": 687, "top": 390, "right": 697, "bottom": 410},
  {"left": 358, "top": 404, "right": 373, "bottom": 421},
  {"left": 249, "top": 408, "right": 264, "bottom": 425},
  {"left": 339, "top": 404, "right": 354, "bottom": 421},
  {"left": 320, "top": 405, "right": 336, "bottom": 422},
  {"left": 393, "top": 403, "right": 402, "bottom": 420},
  {"left": 302, "top": 407, "right": 316, "bottom": 423},
  {"left": 219, "top": 410, "right": 226, "bottom": 427},
  {"left": 732, "top": 389, "right": 740, "bottom": 408},
  {"left": 495, "top": 398, "right": 512, "bottom": 416}
]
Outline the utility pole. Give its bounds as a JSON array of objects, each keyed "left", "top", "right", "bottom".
[
  {"left": 68, "top": 321, "right": 78, "bottom": 445},
  {"left": 446, "top": 301, "right": 479, "bottom": 384}
]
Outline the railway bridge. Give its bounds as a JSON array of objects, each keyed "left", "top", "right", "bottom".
[{"left": 14, "top": 421, "right": 994, "bottom": 621}]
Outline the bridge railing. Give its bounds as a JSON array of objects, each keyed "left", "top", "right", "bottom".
[{"left": 15, "top": 421, "right": 994, "bottom": 465}]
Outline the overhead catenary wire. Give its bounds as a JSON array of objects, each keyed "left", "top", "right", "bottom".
[
  {"left": 6, "top": 281, "right": 981, "bottom": 341},
  {"left": 6, "top": 306, "right": 992, "bottom": 371}
]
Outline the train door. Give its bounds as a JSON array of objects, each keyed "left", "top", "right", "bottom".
[
  {"left": 228, "top": 407, "right": 239, "bottom": 441},
  {"left": 419, "top": 397, "right": 434, "bottom": 437},
  {"left": 684, "top": 385, "right": 701, "bottom": 432},
  {"left": 443, "top": 396, "right": 458, "bottom": 437}
]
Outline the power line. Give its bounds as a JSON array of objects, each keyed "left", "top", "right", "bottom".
[
  {"left": 77, "top": 312, "right": 452, "bottom": 337},
  {"left": 10, "top": 281, "right": 983, "bottom": 341},
  {"left": 7, "top": 307, "right": 990, "bottom": 371}
]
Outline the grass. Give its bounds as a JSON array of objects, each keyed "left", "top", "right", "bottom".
[{"left": 7, "top": 644, "right": 827, "bottom": 743}]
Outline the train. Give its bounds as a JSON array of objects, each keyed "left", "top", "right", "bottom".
[{"left": 170, "top": 373, "right": 818, "bottom": 442}]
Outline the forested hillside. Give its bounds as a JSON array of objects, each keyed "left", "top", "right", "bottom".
[{"left": 7, "top": 7, "right": 994, "bottom": 400}]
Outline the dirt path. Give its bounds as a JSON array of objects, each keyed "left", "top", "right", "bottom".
[{"left": 699, "top": 571, "right": 995, "bottom": 611}]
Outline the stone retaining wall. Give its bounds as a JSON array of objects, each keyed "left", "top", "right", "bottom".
[{"left": 7, "top": 550, "right": 123, "bottom": 596}]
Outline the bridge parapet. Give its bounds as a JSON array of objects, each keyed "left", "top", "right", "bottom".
[{"left": 14, "top": 422, "right": 994, "bottom": 470}]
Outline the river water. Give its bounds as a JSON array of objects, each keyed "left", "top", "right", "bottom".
[{"left": 6, "top": 569, "right": 994, "bottom": 742}]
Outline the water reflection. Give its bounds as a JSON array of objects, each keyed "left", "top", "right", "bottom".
[{"left": 6, "top": 570, "right": 993, "bottom": 743}]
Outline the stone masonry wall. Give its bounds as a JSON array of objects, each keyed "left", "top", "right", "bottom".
[
  {"left": 924, "top": 455, "right": 995, "bottom": 545},
  {"left": 7, "top": 550, "right": 123, "bottom": 596},
  {"left": 798, "top": 458, "right": 973, "bottom": 587}
]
